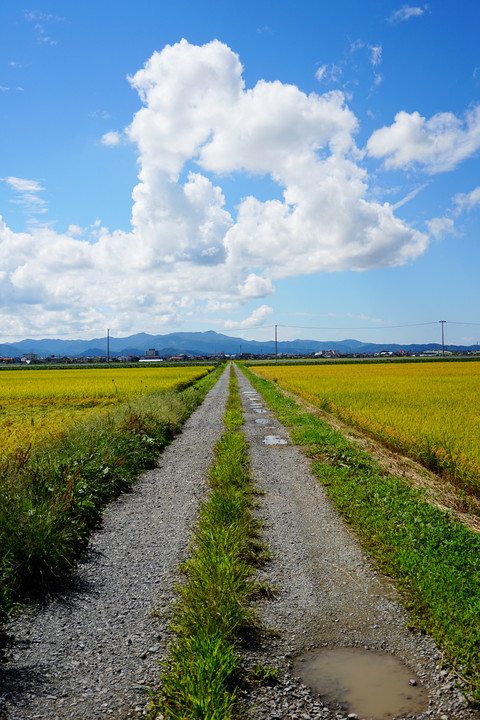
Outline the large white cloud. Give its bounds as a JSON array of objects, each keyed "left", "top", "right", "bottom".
[
  {"left": 126, "top": 39, "right": 427, "bottom": 276},
  {"left": 367, "top": 105, "right": 480, "bottom": 173},
  {"left": 0, "top": 39, "right": 429, "bottom": 339}
]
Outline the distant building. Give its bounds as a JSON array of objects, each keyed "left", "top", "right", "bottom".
[
  {"left": 143, "top": 348, "right": 160, "bottom": 358},
  {"left": 21, "top": 352, "right": 38, "bottom": 364}
]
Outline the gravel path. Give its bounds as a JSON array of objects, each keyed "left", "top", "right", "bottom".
[
  {"left": 2, "top": 364, "right": 479, "bottom": 720},
  {"left": 235, "top": 366, "right": 479, "bottom": 720},
  {"left": 0, "top": 366, "right": 230, "bottom": 720}
]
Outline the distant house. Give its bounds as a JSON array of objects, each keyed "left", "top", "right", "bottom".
[{"left": 21, "top": 352, "right": 38, "bottom": 364}]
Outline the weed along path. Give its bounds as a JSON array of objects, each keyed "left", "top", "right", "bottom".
[
  {"left": 0, "top": 366, "right": 231, "bottom": 720},
  {"left": 234, "top": 365, "right": 480, "bottom": 720}
]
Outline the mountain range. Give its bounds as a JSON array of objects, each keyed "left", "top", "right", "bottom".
[{"left": 0, "top": 331, "right": 478, "bottom": 359}]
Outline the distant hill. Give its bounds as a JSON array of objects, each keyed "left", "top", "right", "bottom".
[{"left": 0, "top": 330, "right": 478, "bottom": 359}]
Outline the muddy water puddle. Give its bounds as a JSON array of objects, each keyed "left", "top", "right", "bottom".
[
  {"left": 263, "top": 435, "right": 288, "bottom": 445},
  {"left": 295, "top": 647, "right": 427, "bottom": 719}
]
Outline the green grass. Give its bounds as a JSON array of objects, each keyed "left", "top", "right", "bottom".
[
  {"left": 149, "top": 366, "right": 266, "bottom": 719},
  {"left": 0, "top": 366, "right": 223, "bottom": 621},
  {"left": 240, "top": 364, "right": 480, "bottom": 703}
]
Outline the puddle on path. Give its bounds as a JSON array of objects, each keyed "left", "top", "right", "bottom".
[
  {"left": 294, "top": 648, "right": 427, "bottom": 720},
  {"left": 255, "top": 419, "right": 270, "bottom": 424},
  {"left": 263, "top": 435, "right": 288, "bottom": 445},
  {"left": 253, "top": 408, "right": 267, "bottom": 413},
  {"left": 242, "top": 391, "right": 257, "bottom": 395}
]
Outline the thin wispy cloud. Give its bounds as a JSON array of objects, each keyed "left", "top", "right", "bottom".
[
  {"left": 4, "top": 176, "right": 47, "bottom": 215},
  {"left": 388, "top": 5, "right": 426, "bottom": 24},
  {"left": 315, "top": 64, "right": 342, "bottom": 83},
  {"left": 89, "top": 110, "right": 112, "bottom": 120},
  {"left": 327, "top": 312, "right": 387, "bottom": 324},
  {"left": 23, "top": 9, "right": 66, "bottom": 46},
  {"left": 368, "top": 44, "right": 383, "bottom": 87},
  {"left": 369, "top": 45, "right": 382, "bottom": 67},
  {"left": 349, "top": 40, "right": 383, "bottom": 89},
  {"left": 391, "top": 183, "right": 429, "bottom": 210}
]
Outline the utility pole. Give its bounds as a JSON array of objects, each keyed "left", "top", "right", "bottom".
[
  {"left": 275, "top": 325, "right": 278, "bottom": 364},
  {"left": 107, "top": 328, "right": 110, "bottom": 364},
  {"left": 439, "top": 320, "right": 446, "bottom": 357}
]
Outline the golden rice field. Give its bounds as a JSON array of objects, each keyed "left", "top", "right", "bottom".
[
  {"left": 0, "top": 366, "right": 212, "bottom": 457},
  {"left": 255, "top": 361, "right": 480, "bottom": 495}
]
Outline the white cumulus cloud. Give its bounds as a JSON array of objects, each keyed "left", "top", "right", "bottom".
[
  {"left": 426, "top": 216, "right": 455, "bottom": 239},
  {"left": 453, "top": 186, "right": 480, "bottom": 213},
  {"left": 367, "top": 105, "right": 480, "bottom": 173},
  {"left": 0, "top": 39, "right": 430, "bottom": 338},
  {"left": 224, "top": 305, "right": 273, "bottom": 329},
  {"left": 101, "top": 131, "right": 122, "bottom": 146},
  {"left": 424, "top": 184, "right": 480, "bottom": 239}
]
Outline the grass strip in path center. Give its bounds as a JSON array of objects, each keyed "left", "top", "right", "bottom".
[{"left": 148, "top": 365, "right": 266, "bottom": 719}]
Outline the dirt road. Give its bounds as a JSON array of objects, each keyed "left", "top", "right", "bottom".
[
  {"left": 234, "top": 365, "right": 478, "bottom": 720},
  {"left": 0, "top": 367, "right": 230, "bottom": 719},
  {"left": 1, "top": 364, "right": 478, "bottom": 720}
]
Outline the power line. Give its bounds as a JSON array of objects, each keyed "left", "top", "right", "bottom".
[
  {"left": 446, "top": 321, "right": 480, "bottom": 326},
  {"left": 221, "top": 319, "right": 480, "bottom": 337},
  {"left": 277, "top": 321, "right": 439, "bottom": 331},
  {"left": 222, "top": 320, "right": 443, "bottom": 335}
]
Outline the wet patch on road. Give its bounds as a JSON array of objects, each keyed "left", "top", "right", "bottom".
[{"left": 295, "top": 647, "right": 427, "bottom": 720}]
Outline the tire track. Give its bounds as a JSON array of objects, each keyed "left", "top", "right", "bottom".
[
  {"left": 0, "top": 366, "right": 230, "bottom": 720},
  {"left": 235, "top": 365, "right": 478, "bottom": 720}
]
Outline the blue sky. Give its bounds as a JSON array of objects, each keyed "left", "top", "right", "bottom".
[{"left": 1, "top": 1, "right": 480, "bottom": 347}]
